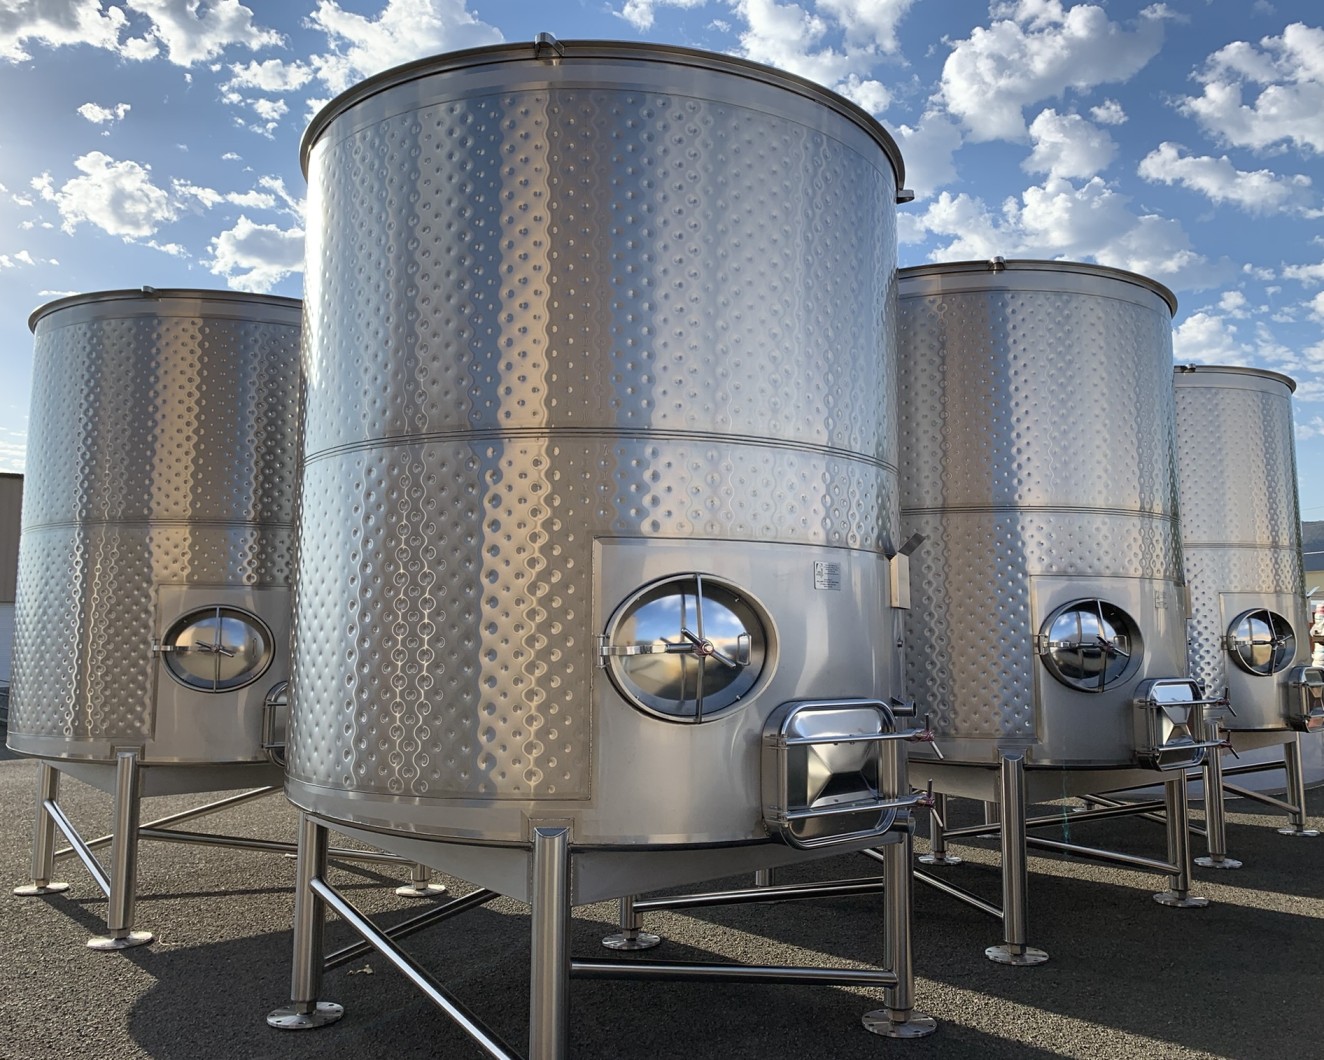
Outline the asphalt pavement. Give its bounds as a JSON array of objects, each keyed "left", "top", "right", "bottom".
[{"left": 1, "top": 737, "right": 1320, "bottom": 1060}]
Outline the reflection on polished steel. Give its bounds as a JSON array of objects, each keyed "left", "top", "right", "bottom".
[
  {"left": 897, "top": 260, "right": 1211, "bottom": 962},
  {"left": 1173, "top": 364, "right": 1322, "bottom": 860},
  {"left": 9, "top": 288, "right": 301, "bottom": 764},
  {"left": 8, "top": 288, "right": 302, "bottom": 948},
  {"left": 276, "top": 37, "right": 932, "bottom": 1056}
]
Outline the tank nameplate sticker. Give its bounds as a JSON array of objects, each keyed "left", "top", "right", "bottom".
[{"left": 814, "top": 562, "right": 842, "bottom": 590}]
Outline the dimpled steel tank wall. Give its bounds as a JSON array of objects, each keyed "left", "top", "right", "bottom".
[
  {"left": 288, "top": 41, "right": 908, "bottom": 849},
  {"left": 898, "top": 260, "right": 1190, "bottom": 768},
  {"left": 1174, "top": 366, "right": 1312, "bottom": 730},
  {"left": 8, "top": 290, "right": 301, "bottom": 765}
]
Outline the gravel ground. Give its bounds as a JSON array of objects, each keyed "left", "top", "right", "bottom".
[{"left": 2, "top": 741, "right": 1320, "bottom": 1060}]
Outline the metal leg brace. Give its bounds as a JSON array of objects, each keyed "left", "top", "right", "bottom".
[
  {"left": 1196, "top": 746, "right": 1242, "bottom": 868},
  {"left": 267, "top": 814, "right": 344, "bottom": 1030},
  {"left": 985, "top": 751, "right": 1048, "bottom": 966},
  {"left": 13, "top": 762, "right": 71, "bottom": 896},
  {"left": 86, "top": 750, "right": 153, "bottom": 951},
  {"left": 1153, "top": 775, "right": 1208, "bottom": 908},
  {"left": 1278, "top": 735, "right": 1320, "bottom": 837}
]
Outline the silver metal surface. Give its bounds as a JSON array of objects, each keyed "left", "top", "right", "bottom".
[
  {"left": 986, "top": 751, "right": 1048, "bottom": 966},
  {"left": 396, "top": 862, "right": 449, "bottom": 899},
  {"left": 290, "top": 40, "right": 907, "bottom": 850},
  {"left": 12, "top": 762, "right": 68, "bottom": 895},
  {"left": 898, "top": 259, "right": 1186, "bottom": 767},
  {"left": 8, "top": 288, "right": 301, "bottom": 765},
  {"left": 1174, "top": 365, "right": 1307, "bottom": 731},
  {"left": 529, "top": 826, "right": 570, "bottom": 1060},
  {"left": 601, "top": 894, "right": 661, "bottom": 950},
  {"left": 1152, "top": 777, "right": 1208, "bottom": 907}
]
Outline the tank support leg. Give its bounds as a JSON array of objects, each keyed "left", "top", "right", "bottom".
[
  {"left": 529, "top": 825, "right": 570, "bottom": 1060},
  {"left": 1196, "top": 745, "right": 1242, "bottom": 868},
  {"left": 1278, "top": 735, "right": 1319, "bottom": 837},
  {"left": 1154, "top": 774, "right": 1209, "bottom": 908},
  {"left": 753, "top": 867, "right": 777, "bottom": 887},
  {"left": 602, "top": 893, "right": 660, "bottom": 951},
  {"left": 862, "top": 736, "right": 936, "bottom": 1038},
  {"left": 87, "top": 749, "right": 153, "bottom": 951},
  {"left": 918, "top": 792, "right": 962, "bottom": 866},
  {"left": 13, "top": 762, "right": 70, "bottom": 896},
  {"left": 395, "top": 861, "right": 449, "bottom": 898},
  {"left": 986, "top": 751, "right": 1047, "bottom": 965},
  {"left": 267, "top": 814, "right": 343, "bottom": 1030}
]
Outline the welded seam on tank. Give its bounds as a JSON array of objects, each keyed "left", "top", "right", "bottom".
[
  {"left": 302, "top": 427, "right": 897, "bottom": 473},
  {"left": 901, "top": 504, "right": 1180, "bottom": 520},
  {"left": 18, "top": 518, "right": 295, "bottom": 533}
]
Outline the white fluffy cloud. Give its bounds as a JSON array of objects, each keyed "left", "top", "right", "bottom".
[
  {"left": 895, "top": 109, "right": 963, "bottom": 199},
  {"left": 900, "top": 174, "right": 1230, "bottom": 292},
  {"left": 1023, "top": 108, "right": 1116, "bottom": 180},
  {"left": 0, "top": 0, "right": 280, "bottom": 66},
  {"left": 619, "top": 0, "right": 708, "bottom": 32},
  {"left": 940, "top": 1, "right": 1168, "bottom": 142},
  {"left": 1176, "top": 23, "right": 1324, "bottom": 155},
  {"left": 0, "top": 0, "right": 127, "bottom": 62},
  {"left": 77, "top": 101, "right": 131, "bottom": 126},
  {"left": 1172, "top": 310, "right": 1252, "bottom": 366},
  {"left": 125, "top": 0, "right": 282, "bottom": 65},
  {"left": 32, "top": 152, "right": 177, "bottom": 238},
  {"left": 1138, "top": 142, "right": 1317, "bottom": 215},
  {"left": 817, "top": 0, "right": 914, "bottom": 53},
  {"left": 207, "top": 215, "right": 304, "bottom": 291},
  {"left": 308, "top": 0, "right": 504, "bottom": 94}
]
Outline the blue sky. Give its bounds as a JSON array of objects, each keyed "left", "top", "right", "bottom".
[{"left": 2, "top": 1, "right": 1323, "bottom": 516}]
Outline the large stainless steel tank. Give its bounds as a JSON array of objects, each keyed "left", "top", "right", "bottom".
[
  {"left": 291, "top": 40, "right": 913, "bottom": 878},
  {"left": 1173, "top": 364, "right": 1322, "bottom": 858},
  {"left": 899, "top": 259, "right": 1202, "bottom": 769},
  {"left": 896, "top": 259, "right": 1215, "bottom": 965},
  {"left": 1174, "top": 365, "right": 1320, "bottom": 731},
  {"left": 8, "top": 289, "right": 301, "bottom": 768}
]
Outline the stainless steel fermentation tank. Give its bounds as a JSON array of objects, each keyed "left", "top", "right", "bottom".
[
  {"left": 1174, "top": 364, "right": 1323, "bottom": 864},
  {"left": 270, "top": 37, "right": 933, "bottom": 1056},
  {"left": 897, "top": 259, "right": 1221, "bottom": 964},
  {"left": 8, "top": 289, "right": 302, "bottom": 948}
]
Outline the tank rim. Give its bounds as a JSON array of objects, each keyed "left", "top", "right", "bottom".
[
  {"left": 898, "top": 258, "right": 1178, "bottom": 316},
  {"left": 28, "top": 288, "right": 303, "bottom": 334},
  {"left": 1173, "top": 362, "right": 1297, "bottom": 393},
  {"left": 299, "top": 37, "right": 905, "bottom": 190}
]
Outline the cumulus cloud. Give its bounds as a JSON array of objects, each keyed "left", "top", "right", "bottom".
[
  {"left": 0, "top": 0, "right": 127, "bottom": 62},
  {"left": 1284, "top": 261, "right": 1324, "bottom": 285},
  {"left": 207, "top": 215, "right": 304, "bottom": 291},
  {"left": 618, "top": 0, "right": 707, "bottom": 32},
  {"left": 1023, "top": 108, "right": 1116, "bottom": 180},
  {"left": 0, "top": 0, "right": 281, "bottom": 66},
  {"left": 0, "top": 428, "right": 26, "bottom": 474},
  {"left": 123, "top": 0, "right": 282, "bottom": 65},
  {"left": 895, "top": 109, "right": 963, "bottom": 199},
  {"left": 32, "top": 152, "right": 177, "bottom": 238},
  {"left": 900, "top": 174, "right": 1231, "bottom": 291},
  {"left": 1176, "top": 22, "right": 1324, "bottom": 155},
  {"left": 940, "top": 1, "right": 1168, "bottom": 141},
  {"left": 1138, "top": 142, "right": 1317, "bottom": 215},
  {"left": 817, "top": 0, "right": 914, "bottom": 53},
  {"left": 223, "top": 57, "right": 314, "bottom": 93},
  {"left": 1173, "top": 310, "right": 1252, "bottom": 365},
  {"left": 77, "top": 101, "right": 131, "bottom": 126},
  {"left": 308, "top": 0, "right": 504, "bottom": 94},
  {"left": 1090, "top": 98, "right": 1125, "bottom": 125}
]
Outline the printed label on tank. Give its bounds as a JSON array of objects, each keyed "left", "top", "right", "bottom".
[{"left": 814, "top": 561, "right": 842, "bottom": 591}]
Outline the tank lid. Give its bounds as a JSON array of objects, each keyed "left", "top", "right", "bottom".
[
  {"left": 300, "top": 36, "right": 905, "bottom": 191},
  {"left": 899, "top": 258, "right": 1178, "bottom": 316},
  {"left": 1173, "top": 363, "right": 1297, "bottom": 393},
  {"left": 29, "top": 287, "right": 302, "bottom": 334}
]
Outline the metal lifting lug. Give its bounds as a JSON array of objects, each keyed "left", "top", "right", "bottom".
[{"left": 534, "top": 32, "right": 564, "bottom": 58}]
